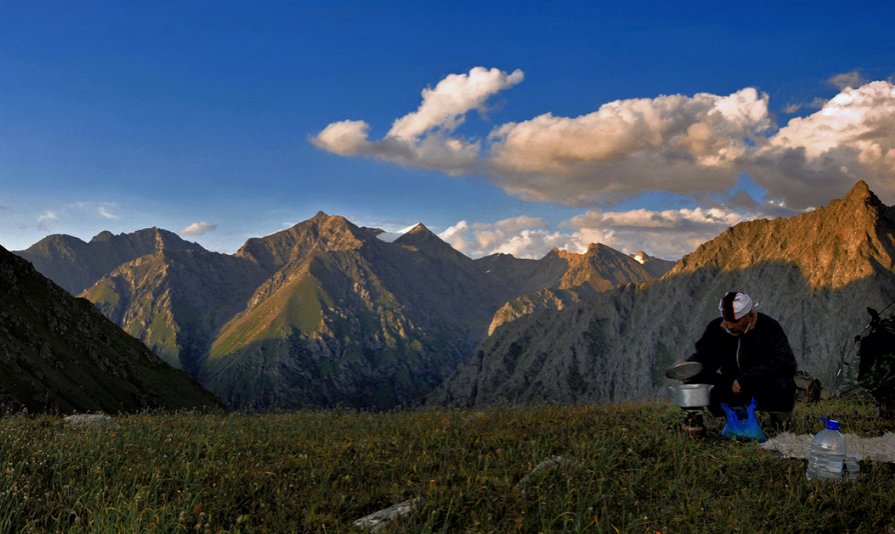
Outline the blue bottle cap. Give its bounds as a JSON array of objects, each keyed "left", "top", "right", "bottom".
[{"left": 821, "top": 417, "right": 840, "bottom": 430}]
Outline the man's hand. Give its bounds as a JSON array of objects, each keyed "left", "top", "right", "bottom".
[{"left": 731, "top": 379, "right": 742, "bottom": 394}]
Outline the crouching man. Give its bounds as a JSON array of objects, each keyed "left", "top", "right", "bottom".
[{"left": 679, "top": 291, "right": 797, "bottom": 419}]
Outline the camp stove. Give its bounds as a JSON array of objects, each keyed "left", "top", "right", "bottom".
[
  {"left": 665, "top": 361, "right": 709, "bottom": 438},
  {"left": 680, "top": 408, "right": 706, "bottom": 438}
]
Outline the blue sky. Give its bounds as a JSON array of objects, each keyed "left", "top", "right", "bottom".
[{"left": 2, "top": 1, "right": 894, "bottom": 259}]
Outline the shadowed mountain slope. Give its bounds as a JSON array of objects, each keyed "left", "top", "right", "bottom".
[
  {"left": 431, "top": 181, "right": 895, "bottom": 407},
  {"left": 0, "top": 245, "right": 220, "bottom": 413}
]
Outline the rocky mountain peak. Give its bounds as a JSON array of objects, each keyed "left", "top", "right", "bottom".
[
  {"left": 842, "top": 179, "right": 874, "bottom": 205},
  {"left": 396, "top": 222, "right": 439, "bottom": 239},
  {"left": 669, "top": 180, "right": 895, "bottom": 289},
  {"left": 556, "top": 243, "right": 654, "bottom": 291},
  {"left": 15, "top": 227, "right": 204, "bottom": 295},
  {"left": 394, "top": 223, "right": 458, "bottom": 256},
  {"left": 90, "top": 230, "right": 115, "bottom": 242},
  {"left": 628, "top": 250, "right": 676, "bottom": 278},
  {"left": 236, "top": 212, "right": 369, "bottom": 270},
  {"left": 407, "top": 222, "right": 429, "bottom": 233}
]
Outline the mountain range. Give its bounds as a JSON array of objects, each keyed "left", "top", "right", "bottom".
[
  {"left": 430, "top": 181, "right": 895, "bottom": 407},
  {"left": 0, "top": 244, "right": 220, "bottom": 413},
  {"left": 16, "top": 181, "right": 891, "bottom": 411},
  {"left": 16, "top": 212, "right": 666, "bottom": 409}
]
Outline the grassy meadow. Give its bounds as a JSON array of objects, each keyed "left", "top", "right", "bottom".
[{"left": 2, "top": 398, "right": 894, "bottom": 533}]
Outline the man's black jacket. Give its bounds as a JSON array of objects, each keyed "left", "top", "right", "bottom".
[{"left": 686, "top": 312, "right": 797, "bottom": 391}]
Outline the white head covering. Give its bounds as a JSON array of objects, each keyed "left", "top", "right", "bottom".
[{"left": 719, "top": 291, "right": 756, "bottom": 321}]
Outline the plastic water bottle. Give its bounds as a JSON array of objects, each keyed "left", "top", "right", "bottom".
[{"left": 806, "top": 417, "right": 847, "bottom": 482}]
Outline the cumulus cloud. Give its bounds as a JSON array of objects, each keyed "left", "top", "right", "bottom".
[
  {"left": 439, "top": 216, "right": 552, "bottom": 258},
  {"left": 387, "top": 68, "right": 524, "bottom": 140},
  {"left": 753, "top": 80, "right": 895, "bottom": 207},
  {"left": 179, "top": 221, "right": 218, "bottom": 236},
  {"left": 437, "top": 201, "right": 789, "bottom": 260},
  {"left": 487, "top": 88, "right": 772, "bottom": 204},
  {"left": 315, "top": 70, "right": 895, "bottom": 215},
  {"left": 563, "top": 206, "right": 755, "bottom": 259},
  {"left": 312, "top": 66, "right": 524, "bottom": 175}
]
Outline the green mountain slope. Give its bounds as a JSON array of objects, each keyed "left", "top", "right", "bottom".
[
  {"left": 203, "top": 216, "right": 509, "bottom": 409},
  {"left": 83, "top": 248, "right": 268, "bottom": 375}
]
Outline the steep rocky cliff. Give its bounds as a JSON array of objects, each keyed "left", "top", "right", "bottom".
[
  {"left": 0, "top": 245, "right": 220, "bottom": 413},
  {"left": 432, "top": 181, "right": 895, "bottom": 407}
]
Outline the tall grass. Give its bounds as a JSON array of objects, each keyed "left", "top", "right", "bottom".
[{"left": 1, "top": 399, "right": 893, "bottom": 532}]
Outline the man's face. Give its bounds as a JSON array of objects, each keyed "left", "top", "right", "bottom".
[{"left": 721, "top": 312, "right": 754, "bottom": 336}]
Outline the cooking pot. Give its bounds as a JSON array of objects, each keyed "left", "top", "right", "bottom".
[{"left": 669, "top": 383, "right": 713, "bottom": 408}]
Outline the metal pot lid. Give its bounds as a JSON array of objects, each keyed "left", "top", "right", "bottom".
[{"left": 665, "top": 361, "right": 703, "bottom": 380}]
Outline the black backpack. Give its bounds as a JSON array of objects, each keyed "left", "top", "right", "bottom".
[{"left": 857, "top": 308, "right": 895, "bottom": 411}]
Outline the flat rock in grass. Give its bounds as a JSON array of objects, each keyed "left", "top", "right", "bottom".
[
  {"left": 63, "top": 413, "right": 120, "bottom": 428},
  {"left": 760, "top": 432, "right": 895, "bottom": 462},
  {"left": 515, "top": 456, "right": 576, "bottom": 489},
  {"left": 353, "top": 497, "right": 422, "bottom": 532}
]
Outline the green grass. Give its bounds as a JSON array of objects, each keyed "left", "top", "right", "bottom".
[
  {"left": 210, "top": 276, "right": 326, "bottom": 359},
  {"left": 1, "top": 399, "right": 894, "bottom": 533}
]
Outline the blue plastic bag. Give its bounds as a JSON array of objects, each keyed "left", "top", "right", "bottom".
[{"left": 720, "top": 398, "right": 766, "bottom": 442}]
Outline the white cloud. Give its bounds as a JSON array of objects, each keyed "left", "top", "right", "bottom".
[
  {"left": 313, "top": 71, "right": 895, "bottom": 214},
  {"left": 439, "top": 216, "right": 551, "bottom": 258},
  {"left": 563, "top": 206, "right": 753, "bottom": 259},
  {"left": 829, "top": 71, "right": 867, "bottom": 90},
  {"left": 97, "top": 206, "right": 119, "bottom": 219},
  {"left": 387, "top": 67, "right": 524, "bottom": 141},
  {"left": 37, "top": 210, "right": 57, "bottom": 223},
  {"left": 754, "top": 80, "right": 895, "bottom": 207},
  {"left": 179, "top": 221, "right": 218, "bottom": 236},
  {"left": 69, "top": 201, "right": 121, "bottom": 220},
  {"left": 312, "top": 66, "right": 524, "bottom": 175},
  {"left": 311, "top": 120, "right": 370, "bottom": 156},
  {"left": 487, "top": 88, "right": 772, "bottom": 205},
  {"left": 36, "top": 210, "right": 58, "bottom": 231},
  {"left": 439, "top": 204, "right": 769, "bottom": 260}
]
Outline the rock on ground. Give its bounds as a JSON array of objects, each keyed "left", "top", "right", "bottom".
[{"left": 761, "top": 432, "right": 895, "bottom": 462}]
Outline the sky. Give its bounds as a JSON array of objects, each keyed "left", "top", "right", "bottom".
[{"left": 2, "top": 1, "right": 894, "bottom": 260}]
